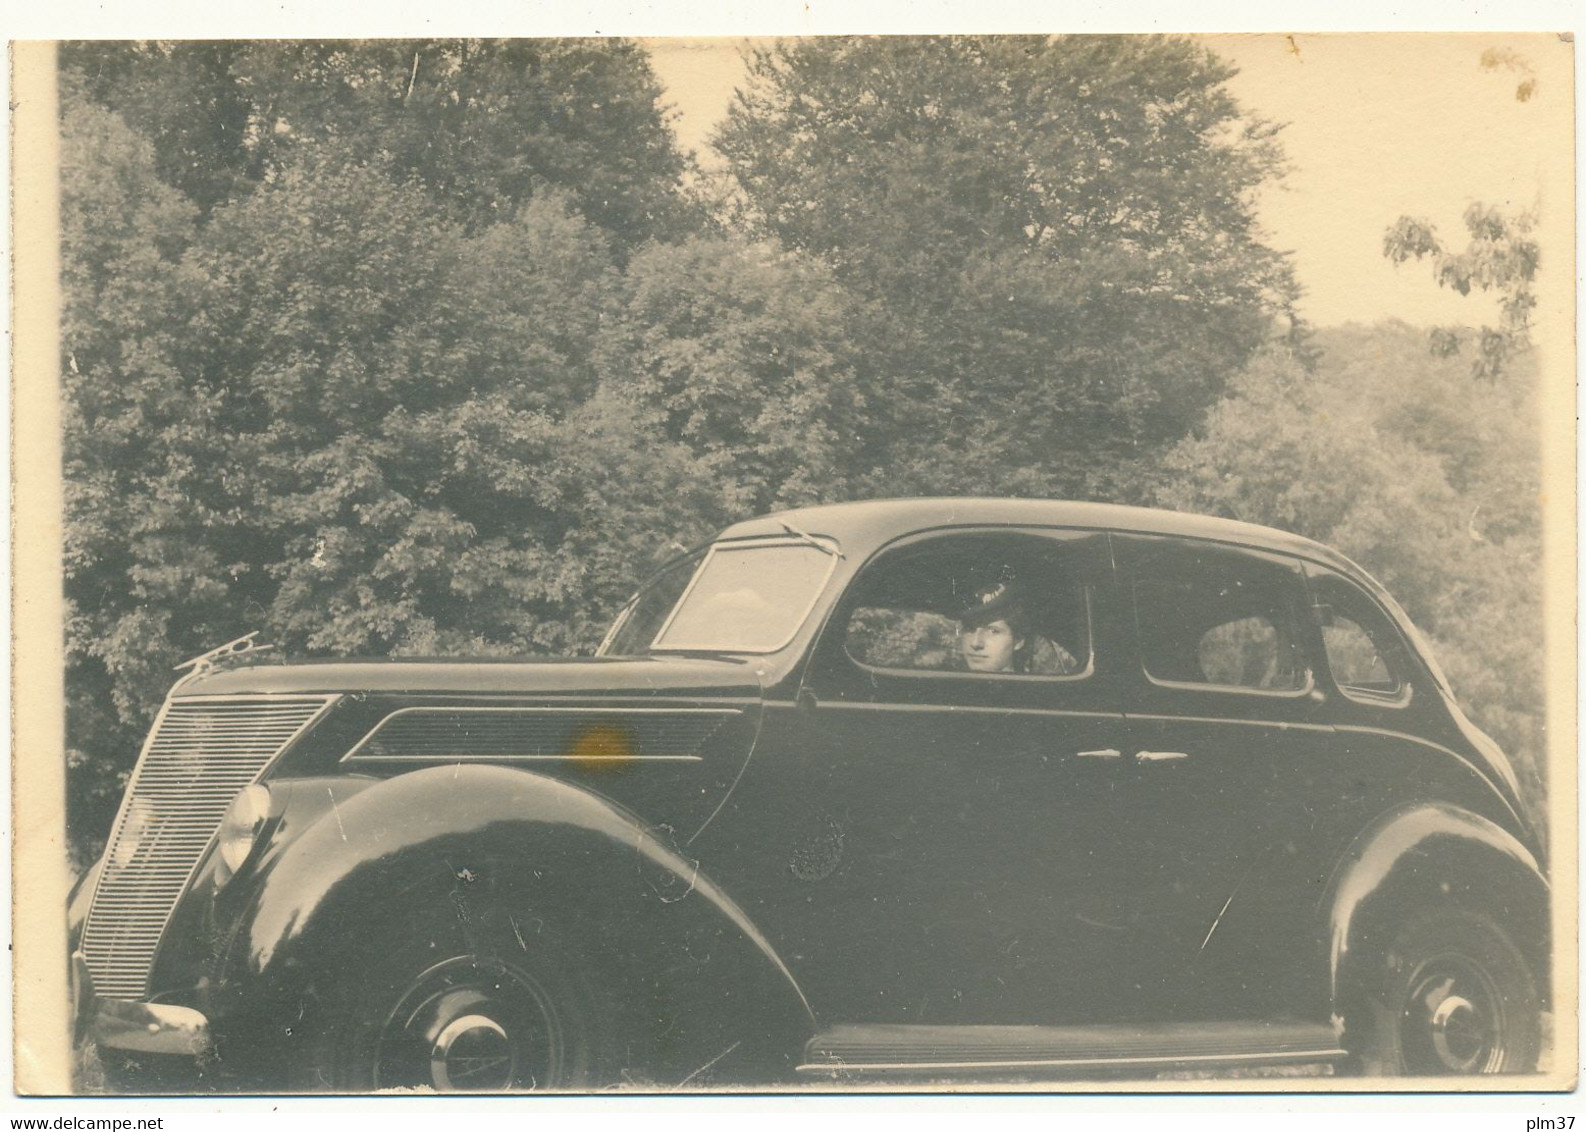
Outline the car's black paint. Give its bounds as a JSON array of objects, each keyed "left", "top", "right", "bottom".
[{"left": 72, "top": 499, "right": 1548, "bottom": 1088}]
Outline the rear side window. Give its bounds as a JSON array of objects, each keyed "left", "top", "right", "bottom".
[
  {"left": 1196, "top": 615, "right": 1302, "bottom": 690},
  {"left": 1307, "top": 568, "right": 1411, "bottom": 705},
  {"left": 1132, "top": 542, "right": 1311, "bottom": 694}
]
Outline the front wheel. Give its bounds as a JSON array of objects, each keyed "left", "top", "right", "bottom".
[
  {"left": 301, "top": 920, "right": 611, "bottom": 1092},
  {"left": 1346, "top": 908, "right": 1542, "bottom": 1076},
  {"left": 366, "top": 952, "right": 586, "bottom": 1091}
]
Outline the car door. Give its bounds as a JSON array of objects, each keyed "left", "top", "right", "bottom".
[
  {"left": 690, "top": 527, "right": 1141, "bottom": 1026},
  {"left": 1110, "top": 535, "right": 1334, "bottom": 1019},
  {"left": 1222, "top": 562, "right": 1524, "bottom": 1020}
]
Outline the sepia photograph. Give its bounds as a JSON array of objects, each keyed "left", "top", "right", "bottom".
[{"left": 11, "top": 26, "right": 1577, "bottom": 1099}]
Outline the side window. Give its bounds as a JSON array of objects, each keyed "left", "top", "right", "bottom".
[
  {"left": 1321, "top": 618, "right": 1394, "bottom": 689},
  {"left": 1307, "top": 568, "right": 1411, "bottom": 704},
  {"left": 845, "top": 608, "right": 960, "bottom": 670},
  {"left": 1197, "top": 616, "right": 1300, "bottom": 690},
  {"left": 841, "top": 532, "right": 1095, "bottom": 680},
  {"left": 1133, "top": 542, "right": 1310, "bottom": 694}
]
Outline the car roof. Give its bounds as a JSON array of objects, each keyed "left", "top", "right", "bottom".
[{"left": 719, "top": 497, "right": 1369, "bottom": 582}]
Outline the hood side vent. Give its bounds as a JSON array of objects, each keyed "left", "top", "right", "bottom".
[{"left": 344, "top": 706, "right": 740, "bottom": 763}]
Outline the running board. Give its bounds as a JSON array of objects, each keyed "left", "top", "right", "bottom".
[{"left": 797, "top": 1020, "right": 1346, "bottom": 1078}]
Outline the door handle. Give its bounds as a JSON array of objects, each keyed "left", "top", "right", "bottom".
[
  {"left": 1136, "top": 750, "right": 1189, "bottom": 763},
  {"left": 1076, "top": 748, "right": 1123, "bottom": 760}
]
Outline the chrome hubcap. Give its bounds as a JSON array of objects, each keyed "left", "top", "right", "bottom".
[
  {"left": 374, "top": 956, "right": 561, "bottom": 1092},
  {"left": 1402, "top": 958, "right": 1504, "bottom": 1074},
  {"left": 1428, "top": 992, "right": 1486, "bottom": 1072},
  {"left": 430, "top": 1014, "right": 514, "bottom": 1092}
]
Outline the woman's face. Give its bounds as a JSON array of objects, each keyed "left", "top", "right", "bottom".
[{"left": 959, "top": 618, "right": 1022, "bottom": 672}]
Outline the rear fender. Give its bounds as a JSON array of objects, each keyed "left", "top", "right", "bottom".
[
  {"left": 1326, "top": 802, "right": 1550, "bottom": 1013},
  {"left": 218, "top": 765, "right": 812, "bottom": 1078}
]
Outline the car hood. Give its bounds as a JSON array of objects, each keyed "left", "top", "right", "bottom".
[{"left": 175, "top": 654, "right": 766, "bottom": 700}]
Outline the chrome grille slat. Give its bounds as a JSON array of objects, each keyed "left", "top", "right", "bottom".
[{"left": 81, "top": 695, "right": 335, "bottom": 1001}]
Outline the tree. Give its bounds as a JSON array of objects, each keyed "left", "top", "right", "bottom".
[
  {"left": 598, "top": 235, "right": 864, "bottom": 512},
  {"left": 61, "top": 39, "right": 704, "bottom": 248},
  {"left": 59, "top": 137, "right": 729, "bottom": 861},
  {"left": 61, "top": 42, "right": 257, "bottom": 215},
  {"left": 53, "top": 41, "right": 724, "bottom": 862},
  {"left": 715, "top": 35, "right": 1298, "bottom": 499},
  {"left": 229, "top": 40, "right": 704, "bottom": 246},
  {"left": 1384, "top": 203, "right": 1539, "bottom": 381},
  {"left": 59, "top": 96, "right": 202, "bottom": 857}
]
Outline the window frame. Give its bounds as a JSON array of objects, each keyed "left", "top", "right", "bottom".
[
  {"left": 596, "top": 547, "right": 707, "bottom": 657},
  {"left": 647, "top": 535, "right": 842, "bottom": 655},
  {"left": 1128, "top": 540, "right": 1317, "bottom": 701},
  {"left": 1305, "top": 565, "right": 1416, "bottom": 710},
  {"left": 842, "top": 586, "right": 1097, "bottom": 684},
  {"left": 822, "top": 527, "right": 1106, "bottom": 689}
]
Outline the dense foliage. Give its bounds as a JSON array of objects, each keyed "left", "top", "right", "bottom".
[
  {"left": 61, "top": 40, "right": 701, "bottom": 246},
  {"left": 60, "top": 42, "right": 729, "bottom": 854},
  {"left": 58, "top": 37, "right": 1544, "bottom": 862},
  {"left": 715, "top": 36, "right": 1298, "bottom": 499}
]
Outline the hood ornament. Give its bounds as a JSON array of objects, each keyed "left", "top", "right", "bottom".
[{"left": 173, "top": 631, "right": 276, "bottom": 686}]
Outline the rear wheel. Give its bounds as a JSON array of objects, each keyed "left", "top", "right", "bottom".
[{"left": 1347, "top": 908, "right": 1542, "bottom": 1076}]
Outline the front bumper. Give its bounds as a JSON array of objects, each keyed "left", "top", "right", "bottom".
[{"left": 72, "top": 951, "right": 211, "bottom": 1057}]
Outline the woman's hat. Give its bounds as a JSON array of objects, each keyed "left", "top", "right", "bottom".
[{"left": 957, "top": 575, "right": 1027, "bottom": 628}]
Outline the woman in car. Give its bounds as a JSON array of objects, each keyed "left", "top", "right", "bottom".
[{"left": 956, "top": 577, "right": 1079, "bottom": 675}]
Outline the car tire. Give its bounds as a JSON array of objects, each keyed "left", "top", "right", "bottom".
[
  {"left": 298, "top": 912, "right": 620, "bottom": 1093},
  {"left": 1345, "top": 907, "right": 1542, "bottom": 1076}
]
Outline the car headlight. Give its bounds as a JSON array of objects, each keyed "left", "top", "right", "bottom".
[
  {"left": 111, "top": 796, "right": 155, "bottom": 870},
  {"left": 214, "top": 784, "right": 272, "bottom": 887}
]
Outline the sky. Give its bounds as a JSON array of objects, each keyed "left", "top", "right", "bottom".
[{"left": 645, "top": 33, "right": 1574, "bottom": 331}]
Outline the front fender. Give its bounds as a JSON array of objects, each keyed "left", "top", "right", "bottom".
[
  {"left": 1326, "top": 801, "right": 1550, "bottom": 1011},
  {"left": 213, "top": 764, "right": 812, "bottom": 1078}
]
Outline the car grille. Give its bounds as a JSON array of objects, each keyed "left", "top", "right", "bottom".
[{"left": 80, "top": 696, "right": 335, "bottom": 1000}]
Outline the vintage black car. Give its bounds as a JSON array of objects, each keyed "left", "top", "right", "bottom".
[{"left": 69, "top": 499, "right": 1549, "bottom": 1090}]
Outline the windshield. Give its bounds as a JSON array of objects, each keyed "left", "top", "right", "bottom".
[{"left": 601, "top": 537, "right": 840, "bottom": 656}]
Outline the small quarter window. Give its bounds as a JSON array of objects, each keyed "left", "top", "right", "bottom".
[
  {"left": 1321, "top": 617, "right": 1396, "bottom": 693},
  {"left": 1307, "top": 568, "right": 1410, "bottom": 705},
  {"left": 600, "top": 549, "right": 704, "bottom": 656}
]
